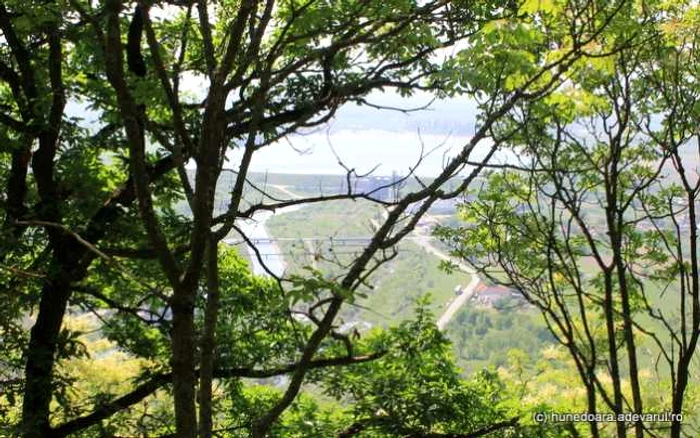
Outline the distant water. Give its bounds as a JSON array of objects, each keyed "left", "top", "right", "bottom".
[{"left": 225, "top": 128, "right": 514, "bottom": 177}]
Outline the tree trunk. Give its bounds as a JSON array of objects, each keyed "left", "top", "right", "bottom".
[
  {"left": 171, "top": 282, "right": 198, "bottom": 438},
  {"left": 603, "top": 272, "right": 626, "bottom": 438},
  {"left": 21, "top": 279, "right": 70, "bottom": 438},
  {"left": 199, "top": 240, "right": 219, "bottom": 438}
]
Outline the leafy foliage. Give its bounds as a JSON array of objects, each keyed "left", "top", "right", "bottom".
[{"left": 0, "top": 0, "right": 650, "bottom": 436}]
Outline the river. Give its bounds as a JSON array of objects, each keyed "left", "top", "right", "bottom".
[{"left": 223, "top": 204, "right": 303, "bottom": 277}]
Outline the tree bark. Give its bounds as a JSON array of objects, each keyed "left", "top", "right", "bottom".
[
  {"left": 171, "top": 282, "right": 199, "bottom": 437},
  {"left": 198, "top": 239, "right": 220, "bottom": 438},
  {"left": 21, "top": 278, "right": 70, "bottom": 438}
]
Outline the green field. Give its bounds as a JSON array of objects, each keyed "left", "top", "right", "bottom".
[
  {"left": 265, "top": 198, "right": 473, "bottom": 326},
  {"left": 266, "top": 198, "right": 383, "bottom": 238}
]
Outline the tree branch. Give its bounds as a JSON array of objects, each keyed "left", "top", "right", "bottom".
[
  {"left": 51, "top": 352, "right": 386, "bottom": 437},
  {"left": 103, "top": 0, "right": 181, "bottom": 286}
]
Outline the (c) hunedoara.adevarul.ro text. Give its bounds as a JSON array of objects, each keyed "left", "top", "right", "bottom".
[{"left": 532, "top": 412, "right": 683, "bottom": 424}]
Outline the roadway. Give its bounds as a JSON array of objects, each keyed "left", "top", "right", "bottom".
[{"left": 410, "top": 224, "right": 481, "bottom": 330}]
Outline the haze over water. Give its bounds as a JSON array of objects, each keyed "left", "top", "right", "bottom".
[{"left": 225, "top": 92, "right": 516, "bottom": 177}]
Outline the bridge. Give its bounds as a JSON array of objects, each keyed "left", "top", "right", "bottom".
[{"left": 224, "top": 236, "right": 374, "bottom": 246}]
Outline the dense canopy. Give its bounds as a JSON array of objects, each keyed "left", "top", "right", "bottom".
[{"left": 1, "top": 0, "right": 698, "bottom": 437}]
